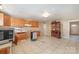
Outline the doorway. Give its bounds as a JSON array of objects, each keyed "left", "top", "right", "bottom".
[{"left": 70, "top": 21, "right": 79, "bottom": 40}]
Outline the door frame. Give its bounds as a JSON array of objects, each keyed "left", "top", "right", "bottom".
[{"left": 68, "top": 20, "right": 79, "bottom": 36}]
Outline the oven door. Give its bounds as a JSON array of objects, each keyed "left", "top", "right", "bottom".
[
  {"left": 9, "top": 30, "right": 13, "bottom": 39},
  {"left": 4, "top": 30, "right": 13, "bottom": 39},
  {"left": 4, "top": 30, "right": 9, "bottom": 39},
  {"left": 0, "top": 30, "right": 4, "bottom": 41}
]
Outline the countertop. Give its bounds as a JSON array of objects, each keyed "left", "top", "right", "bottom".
[{"left": 0, "top": 42, "right": 12, "bottom": 49}]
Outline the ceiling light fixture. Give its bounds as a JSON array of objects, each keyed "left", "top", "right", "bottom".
[{"left": 42, "top": 11, "right": 50, "bottom": 17}]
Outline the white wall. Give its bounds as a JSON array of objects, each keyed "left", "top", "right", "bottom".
[
  {"left": 38, "top": 22, "right": 51, "bottom": 37},
  {"left": 43, "top": 22, "right": 51, "bottom": 36},
  {"left": 38, "top": 19, "right": 79, "bottom": 38},
  {"left": 60, "top": 20, "right": 70, "bottom": 39}
]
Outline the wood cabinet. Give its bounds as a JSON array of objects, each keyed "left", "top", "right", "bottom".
[
  {"left": 51, "top": 21, "right": 61, "bottom": 38},
  {"left": 0, "top": 12, "right": 25, "bottom": 27},
  {"left": 37, "top": 31, "right": 40, "bottom": 37},
  {"left": 14, "top": 32, "right": 28, "bottom": 45},
  {"left": 30, "top": 21, "right": 39, "bottom": 27},
  {"left": 0, "top": 12, "right": 39, "bottom": 27},
  {"left": 25, "top": 20, "right": 39, "bottom": 27},
  {"left": 4, "top": 14, "right": 11, "bottom": 26},
  {"left": 0, "top": 12, "right": 3, "bottom": 26},
  {"left": 0, "top": 12, "right": 11, "bottom": 26},
  {"left": 0, "top": 47, "right": 10, "bottom": 54},
  {"left": 11, "top": 18, "right": 25, "bottom": 27}
]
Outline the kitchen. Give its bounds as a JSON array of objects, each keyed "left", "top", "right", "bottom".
[
  {"left": 0, "top": 11, "right": 41, "bottom": 54},
  {"left": 1, "top": 4, "right": 79, "bottom": 54}
]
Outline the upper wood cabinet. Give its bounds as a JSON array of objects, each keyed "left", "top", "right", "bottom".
[
  {"left": 4, "top": 14, "right": 11, "bottom": 26},
  {"left": 0, "top": 12, "right": 4, "bottom": 26},
  {"left": 0, "top": 12, "right": 11, "bottom": 26},
  {"left": 0, "top": 12, "right": 39, "bottom": 27},
  {"left": 11, "top": 17, "right": 26, "bottom": 27},
  {"left": 30, "top": 21, "right": 39, "bottom": 27},
  {"left": 25, "top": 20, "right": 39, "bottom": 27},
  {"left": 0, "top": 12, "right": 25, "bottom": 27}
]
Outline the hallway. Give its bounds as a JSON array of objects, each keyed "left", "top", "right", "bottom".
[{"left": 13, "top": 37, "right": 79, "bottom": 54}]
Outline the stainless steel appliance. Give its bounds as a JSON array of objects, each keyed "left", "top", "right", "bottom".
[
  {"left": 0, "top": 30, "right": 4, "bottom": 41},
  {"left": 31, "top": 31, "right": 37, "bottom": 41},
  {"left": 0, "top": 29, "right": 14, "bottom": 45}
]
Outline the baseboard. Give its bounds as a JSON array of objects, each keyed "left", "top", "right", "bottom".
[{"left": 62, "top": 36, "right": 70, "bottom": 39}]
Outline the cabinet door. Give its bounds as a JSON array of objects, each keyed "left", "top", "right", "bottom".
[
  {"left": 11, "top": 18, "right": 18, "bottom": 26},
  {"left": 0, "top": 13, "right": 3, "bottom": 26},
  {"left": 18, "top": 19, "right": 25, "bottom": 26},
  {"left": 37, "top": 31, "right": 40, "bottom": 37},
  {"left": 11, "top": 18, "right": 25, "bottom": 26},
  {"left": 0, "top": 12, "right": 11, "bottom": 26},
  {"left": 4, "top": 14, "right": 11, "bottom": 26},
  {"left": 30, "top": 21, "right": 39, "bottom": 27},
  {"left": 0, "top": 48, "right": 10, "bottom": 54},
  {"left": 15, "top": 32, "right": 28, "bottom": 45},
  {"left": 13, "top": 19, "right": 23, "bottom": 26}
]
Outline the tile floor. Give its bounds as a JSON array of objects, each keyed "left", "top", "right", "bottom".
[
  {"left": 70, "top": 35, "right": 79, "bottom": 41},
  {"left": 12, "top": 37, "right": 79, "bottom": 54}
]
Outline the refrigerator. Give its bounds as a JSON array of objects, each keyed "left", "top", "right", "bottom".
[{"left": 31, "top": 31, "right": 37, "bottom": 41}]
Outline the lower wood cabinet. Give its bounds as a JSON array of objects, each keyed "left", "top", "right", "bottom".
[
  {"left": 14, "top": 32, "right": 28, "bottom": 45},
  {"left": 0, "top": 47, "right": 10, "bottom": 54},
  {"left": 36, "top": 31, "right": 40, "bottom": 37}
]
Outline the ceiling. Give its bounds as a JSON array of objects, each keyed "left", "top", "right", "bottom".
[{"left": 1, "top": 4, "right": 79, "bottom": 22}]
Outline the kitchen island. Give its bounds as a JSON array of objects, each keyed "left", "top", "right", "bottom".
[{"left": 14, "top": 32, "right": 28, "bottom": 45}]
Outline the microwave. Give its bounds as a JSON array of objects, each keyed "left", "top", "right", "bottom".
[{"left": 0, "top": 29, "right": 14, "bottom": 44}]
